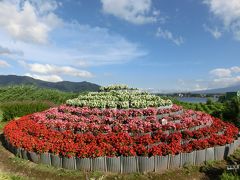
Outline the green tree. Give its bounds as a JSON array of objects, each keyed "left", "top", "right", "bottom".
[{"left": 206, "top": 98, "right": 213, "bottom": 105}]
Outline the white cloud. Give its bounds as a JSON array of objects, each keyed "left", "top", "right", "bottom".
[
  {"left": 21, "top": 62, "right": 93, "bottom": 78},
  {"left": 210, "top": 66, "right": 240, "bottom": 77},
  {"left": 203, "top": 24, "right": 222, "bottom": 39},
  {"left": 176, "top": 79, "right": 208, "bottom": 92},
  {"left": 0, "top": 23, "right": 146, "bottom": 67},
  {"left": 204, "top": 0, "right": 240, "bottom": 40},
  {"left": 211, "top": 76, "right": 240, "bottom": 88},
  {"left": 153, "top": 10, "right": 160, "bottom": 16},
  {"left": 0, "top": 45, "right": 23, "bottom": 56},
  {"left": 29, "top": 0, "right": 59, "bottom": 14},
  {"left": 0, "top": 45, "right": 11, "bottom": 54},
  {"left": 208, "top": 66, "right": 240, "bottom": 88},
  {"left": 230, "top": 66, "right": 240, "bottom": 73},
  {"left": 173, "top": 66, "right": 240, "bottom": 91},
  {"left": 25, "top": 73, "right": 63, "bottom": 82},
  {"left": 204, "top": 0, "right": 240, "bottom": 26},
  {"left": 194, "top": 84, "right": 207, "bottom": 91},
  {"left": 156, "top": 27, "right": 184, "bottom": 45},
  {"left": 0, "top": 0, "right": 147, "bottom": 82},
  {"left": 210, "top": 68, "right": 232, "bottom": 78},
  {"left": 0, "top": 0, "right": 62, "bottom": 44},
  {"left": 101, "top": 0, "right": 157, "bottom": 24},
  {"left": 0, "top": 60, "right": 10, "bottom": 67}
]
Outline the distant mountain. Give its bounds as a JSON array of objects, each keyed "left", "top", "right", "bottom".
[
  {"left": 194, "top": 84, "right": 240, "bottom": 94},
  {"left": 0, "top": 75, "right": 100, "bottom": 92}
]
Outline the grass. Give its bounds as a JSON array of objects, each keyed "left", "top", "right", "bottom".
[
  {"left": 9, "top": 156, "right": 104, "bottom": 180},
  {"left": 218, "top": 149, "right": 240, "bottom": 180},
  {"left": 221, "top": 171, "right": 240, "bottom": 180},
  {"left": 0, "top": 172, "right": 26, "bottom": 180},
  {"left": 103, "top": 166, "right": 203, "bottom": 180},
  {"left": 0, "top": 121, "right": 7, "bottom": 131}
]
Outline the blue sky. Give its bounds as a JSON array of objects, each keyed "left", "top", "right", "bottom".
[{"left": 0, "top": 0, "right": 240, "bottom": 92}]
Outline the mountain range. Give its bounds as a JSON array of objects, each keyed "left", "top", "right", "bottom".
[{"left": 0, "top": 75, "right": 100, "bottom": 92}]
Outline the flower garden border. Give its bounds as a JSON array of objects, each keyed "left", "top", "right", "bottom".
[{"left": 4, "top": 136, "right": 240, "bottom": 173}]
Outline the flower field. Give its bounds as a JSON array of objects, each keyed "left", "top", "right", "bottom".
[{"left": 3, "top": 85, "right": 240, "bottom": 173}]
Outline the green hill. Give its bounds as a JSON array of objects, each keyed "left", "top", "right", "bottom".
[{"left": 0, "top": 75, "right": 100, "bottom": 92}]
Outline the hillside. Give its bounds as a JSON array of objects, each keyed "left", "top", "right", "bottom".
[
  {"left": 0, "top": 86, "right": 78, "bottom": 104},
  {"left": 0, "top": 75, "right": 100, "bottom": 92}
]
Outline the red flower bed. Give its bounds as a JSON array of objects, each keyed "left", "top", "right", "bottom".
[{"left": 3, "top": 107, "right": 238, "bottom": 158}]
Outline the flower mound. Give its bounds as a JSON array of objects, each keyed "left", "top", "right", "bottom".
[
  {"left": 4, "top": 104, "right": 238, "bottom": 158},
  {"left": 3, "top": 85, "right": 239, "bottom": 165}
]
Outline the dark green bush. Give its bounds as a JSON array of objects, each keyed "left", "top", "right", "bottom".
[{"left": 0, "top": 101, "right": 55, "bottom": 121}]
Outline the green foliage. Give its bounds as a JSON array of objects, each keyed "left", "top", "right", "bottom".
[
  {"left": 223, "top": 97, "right": 240, "bottom": 127},
  {"left": 221, "top": 172, "right": 240, "bottom": 180},
  {"left": 0, "top": 121, "right": 8, "bottom": 131},
  {"left": 0, "top": 85, "right": 77, "bottom": 105},
  {"left": 0, "top": 101, "right": 54, "bottom": 121},
  {"left": 0, "top": 173, "right": 26, "bottom": 180},
  {"left": 206, "top": 98, "right": 213, "bottom": 105},
  {"left": 165, "top": 96, "right": 240, "bottom": 127},
  {"left": 164, "top": 96, "right": 225, "bottom": 118}
]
